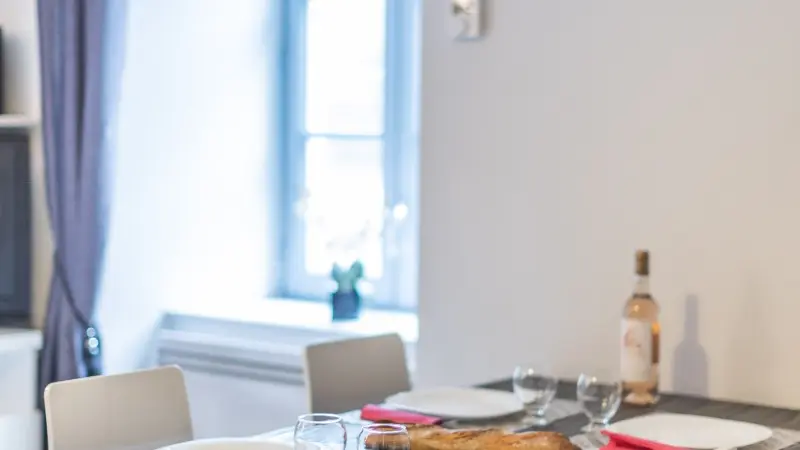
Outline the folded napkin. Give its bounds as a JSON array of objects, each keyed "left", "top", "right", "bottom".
[
  {"left": 360, "top": 404, "right": 442, "bottom": 425},
  {"left": 601, "top": 430, "right": 686, "bottom": 450}
]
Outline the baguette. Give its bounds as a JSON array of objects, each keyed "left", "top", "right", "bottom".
[{"left": 406, "top": 425, "right": 576, "bottom": 450}]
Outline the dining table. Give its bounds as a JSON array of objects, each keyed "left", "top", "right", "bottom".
[{"left": 256, "top": 379, "right": 800, "bottom": 450}]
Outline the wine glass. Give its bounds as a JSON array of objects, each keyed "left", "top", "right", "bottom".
[
  {"left": 512, "top": 366, "right": 559, "bottom": 426},
  {"left": 357, "top": 424, "right": 411, "bottom": 450},
  {"left": 294, "top": 414, "right": 347, "bottom": 450},
  {"left": 576, "top": 372, "right": 622, "bottom": 431}
]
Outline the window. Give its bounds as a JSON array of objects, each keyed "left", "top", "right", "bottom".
[{"left": 279, "top": 0, "right": 420, "bottom": 308}]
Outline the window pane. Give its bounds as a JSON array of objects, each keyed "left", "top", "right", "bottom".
[
  {"left": 305, "top": 0, "right": 386, "bottom": 135},
  {"left": 303, "top": 138, "right": 385, "bottom": 278}
]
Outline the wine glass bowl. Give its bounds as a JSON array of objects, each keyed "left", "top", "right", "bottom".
[
  {"left": 358, "top": 424, "right": 411, "bottom": 450},
  {"left": 576, "top": 373, "right": 623, "bottom": 430},
  {"left": 512, "top": 366, "right": 559, "bottom": 426},
  {"left": 294, "top": 413, "right": 347, "bottom": 450}
]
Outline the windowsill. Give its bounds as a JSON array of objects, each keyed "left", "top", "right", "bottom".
[{"left": 163, "top": 298, "right": 418, "bottom": 343}]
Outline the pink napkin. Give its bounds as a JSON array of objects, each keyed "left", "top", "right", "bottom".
[
  {"left": 360, "top": 404, "right": 442, "bottom": 425},
  {"left": 601, "top": 430, "right": 687, "bottom": 450}
]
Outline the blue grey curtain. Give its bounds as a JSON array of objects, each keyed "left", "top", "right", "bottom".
[{"left": 37, "top": 0, "right": 127, "bottom": 399}]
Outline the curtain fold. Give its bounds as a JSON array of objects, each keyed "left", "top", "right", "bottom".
[{"left": 37, "top": 0, "right": 128, "bottom": 401}]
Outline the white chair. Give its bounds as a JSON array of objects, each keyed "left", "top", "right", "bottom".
[
  {"left": 44, "top": 365, "right": 193, "bottom": 450},
  {"left": 303, "top": 333, "right": 411, "bottom": 413}
]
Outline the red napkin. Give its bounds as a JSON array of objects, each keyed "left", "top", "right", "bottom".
[
  {"left": 601, "top": 430, "right": 687, "bottom": 450},
  {"left": 360, "top": 404, "right": 442, "bottom": 425}
]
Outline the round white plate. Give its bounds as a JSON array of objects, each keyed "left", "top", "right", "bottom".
[
  {"left": 158, "top": 438, "right": 291, "bottom": 450},
  {"left": 385, "top": 387, "right": 523, "bottom": 420},
  {"left": 607, "top": 413, "right": 773, "bottom": 450}
]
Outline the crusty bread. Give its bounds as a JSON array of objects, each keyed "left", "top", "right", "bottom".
[
  {"left": 406, "top": 425, "right": 576, "bottom": 450},
  {"left": 406, "top": 425, "right": 504, "bottom": 450}
]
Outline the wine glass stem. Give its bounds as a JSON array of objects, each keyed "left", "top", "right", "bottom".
[
  {"left": 590, "top": 419, "right": 608, "bottom": 429},
  {"left": 523, "top": 408, "right": 547, "bottom": 426},
  {"left": 588, "top": 421, "right": 609, "bottom": 447}
]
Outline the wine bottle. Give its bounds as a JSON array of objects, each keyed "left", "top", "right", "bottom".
[{"left": 621, "top": 250, "right": 660, "bottom": 405}]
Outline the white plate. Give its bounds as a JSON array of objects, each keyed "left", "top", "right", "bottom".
[
  {"left": 607, "top": 413, "right": 773, "bottom": 450},
  {"left": 158, "top": 438, "right": 291, "bottom": 450},
  {"left": 385, "top": 387, "right": 523, "bottom": 420}
]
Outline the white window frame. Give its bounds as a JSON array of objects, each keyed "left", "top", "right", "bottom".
[{"left": 278, "top": 0, "right": 419, "bottom": 309}]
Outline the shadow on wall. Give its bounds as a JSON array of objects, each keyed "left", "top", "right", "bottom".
[{"left": 672, "top": 294, "right": 709, "bottom": 396}]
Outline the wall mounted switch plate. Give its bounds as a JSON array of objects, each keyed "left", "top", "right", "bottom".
[{"left": 451, "top": 0, "right": 483, "bottom": 41}]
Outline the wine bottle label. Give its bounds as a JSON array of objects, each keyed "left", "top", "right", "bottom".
[{"left": 621, "top": 318, "right": 652, "bottom": 382}]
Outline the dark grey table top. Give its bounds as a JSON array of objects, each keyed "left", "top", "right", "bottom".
[
  {"left": 481, "top": 379, "right": 800, "bottom": 436},
  {"left": 260, "top": 379, "right": 800, "bottom": 448}
]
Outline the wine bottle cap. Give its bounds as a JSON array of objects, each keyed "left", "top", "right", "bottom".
[{"left": 635, "top": 250, "right": 650, "bottom": 276}]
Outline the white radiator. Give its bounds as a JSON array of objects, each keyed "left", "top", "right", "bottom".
[
  {"left": 157, "top": 328, "right": 308, "bottom": 439},
  {"left": 157, "top": 311, "right": 417, "bottom": 439}
]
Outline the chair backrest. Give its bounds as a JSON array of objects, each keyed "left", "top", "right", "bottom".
[
  {"left": 303, "top": 333, "right": 411, "bottom": 413},
  {"left": 44, "top": 365, "right": 193, "bottom": 450}
]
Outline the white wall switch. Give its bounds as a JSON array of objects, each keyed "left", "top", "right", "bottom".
[{"left": 451, "top": 0, "right": 483, "bottom": 41}]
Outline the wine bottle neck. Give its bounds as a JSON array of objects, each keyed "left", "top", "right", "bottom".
[{"left": 633, "top": 275, "right": 651, "bottom": 296}]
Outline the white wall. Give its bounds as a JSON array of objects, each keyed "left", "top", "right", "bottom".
[
  {"left": 0, "top": 0, "right": 50, "bottom": 328},
  {"left": 97, "top": 0, "right": 277, "bottom": 373},
  {"left": 417, "top": 0, "right": 800, "bottom": 409}
]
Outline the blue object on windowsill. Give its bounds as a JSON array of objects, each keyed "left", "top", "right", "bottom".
[
  {"left": 331, "top": 261, "right": 364, "bottom": 321},
  {"left": 331, "top": 290, "right": 361, "bottom": 321}
]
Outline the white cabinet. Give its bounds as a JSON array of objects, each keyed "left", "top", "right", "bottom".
[
  {"left": 0, "top": 412, "right": 41, "bottom": 450},
  {"left": 0, "top": 327, "right": 43, "bottom": 450}
]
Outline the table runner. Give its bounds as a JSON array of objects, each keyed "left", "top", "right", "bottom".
[
  {"left": 444, "top": 399, "right": 583, "bottom": 432},
  {"left": 260, "top": 418, "right": 800, "bottom": 450},
  {"left": 258, "top": 399, "right": 584, "bottom": 444},
  {"left": 335, "top": 399, "right": 583, "bottom": 433},
  {"left": 570, "top": 427, "right": 800, "bottom": 450}
]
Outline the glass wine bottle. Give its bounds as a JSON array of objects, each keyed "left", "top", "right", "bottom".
[{"left": 621, "top": 250, "right": 660, "bottom": 405}]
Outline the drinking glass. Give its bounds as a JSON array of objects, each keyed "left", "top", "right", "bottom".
[
  {"left": 357, "top": 423, "right": 411, "bottom": 450},
  {"left": 576, "top": 373, "right": 622, "bottom": 430},
  {"left": 512, "top": 366, "right": 559, "bottom": 426},
  {"left": 294, "top": 413, "right": 347, "bottom": 450}
]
